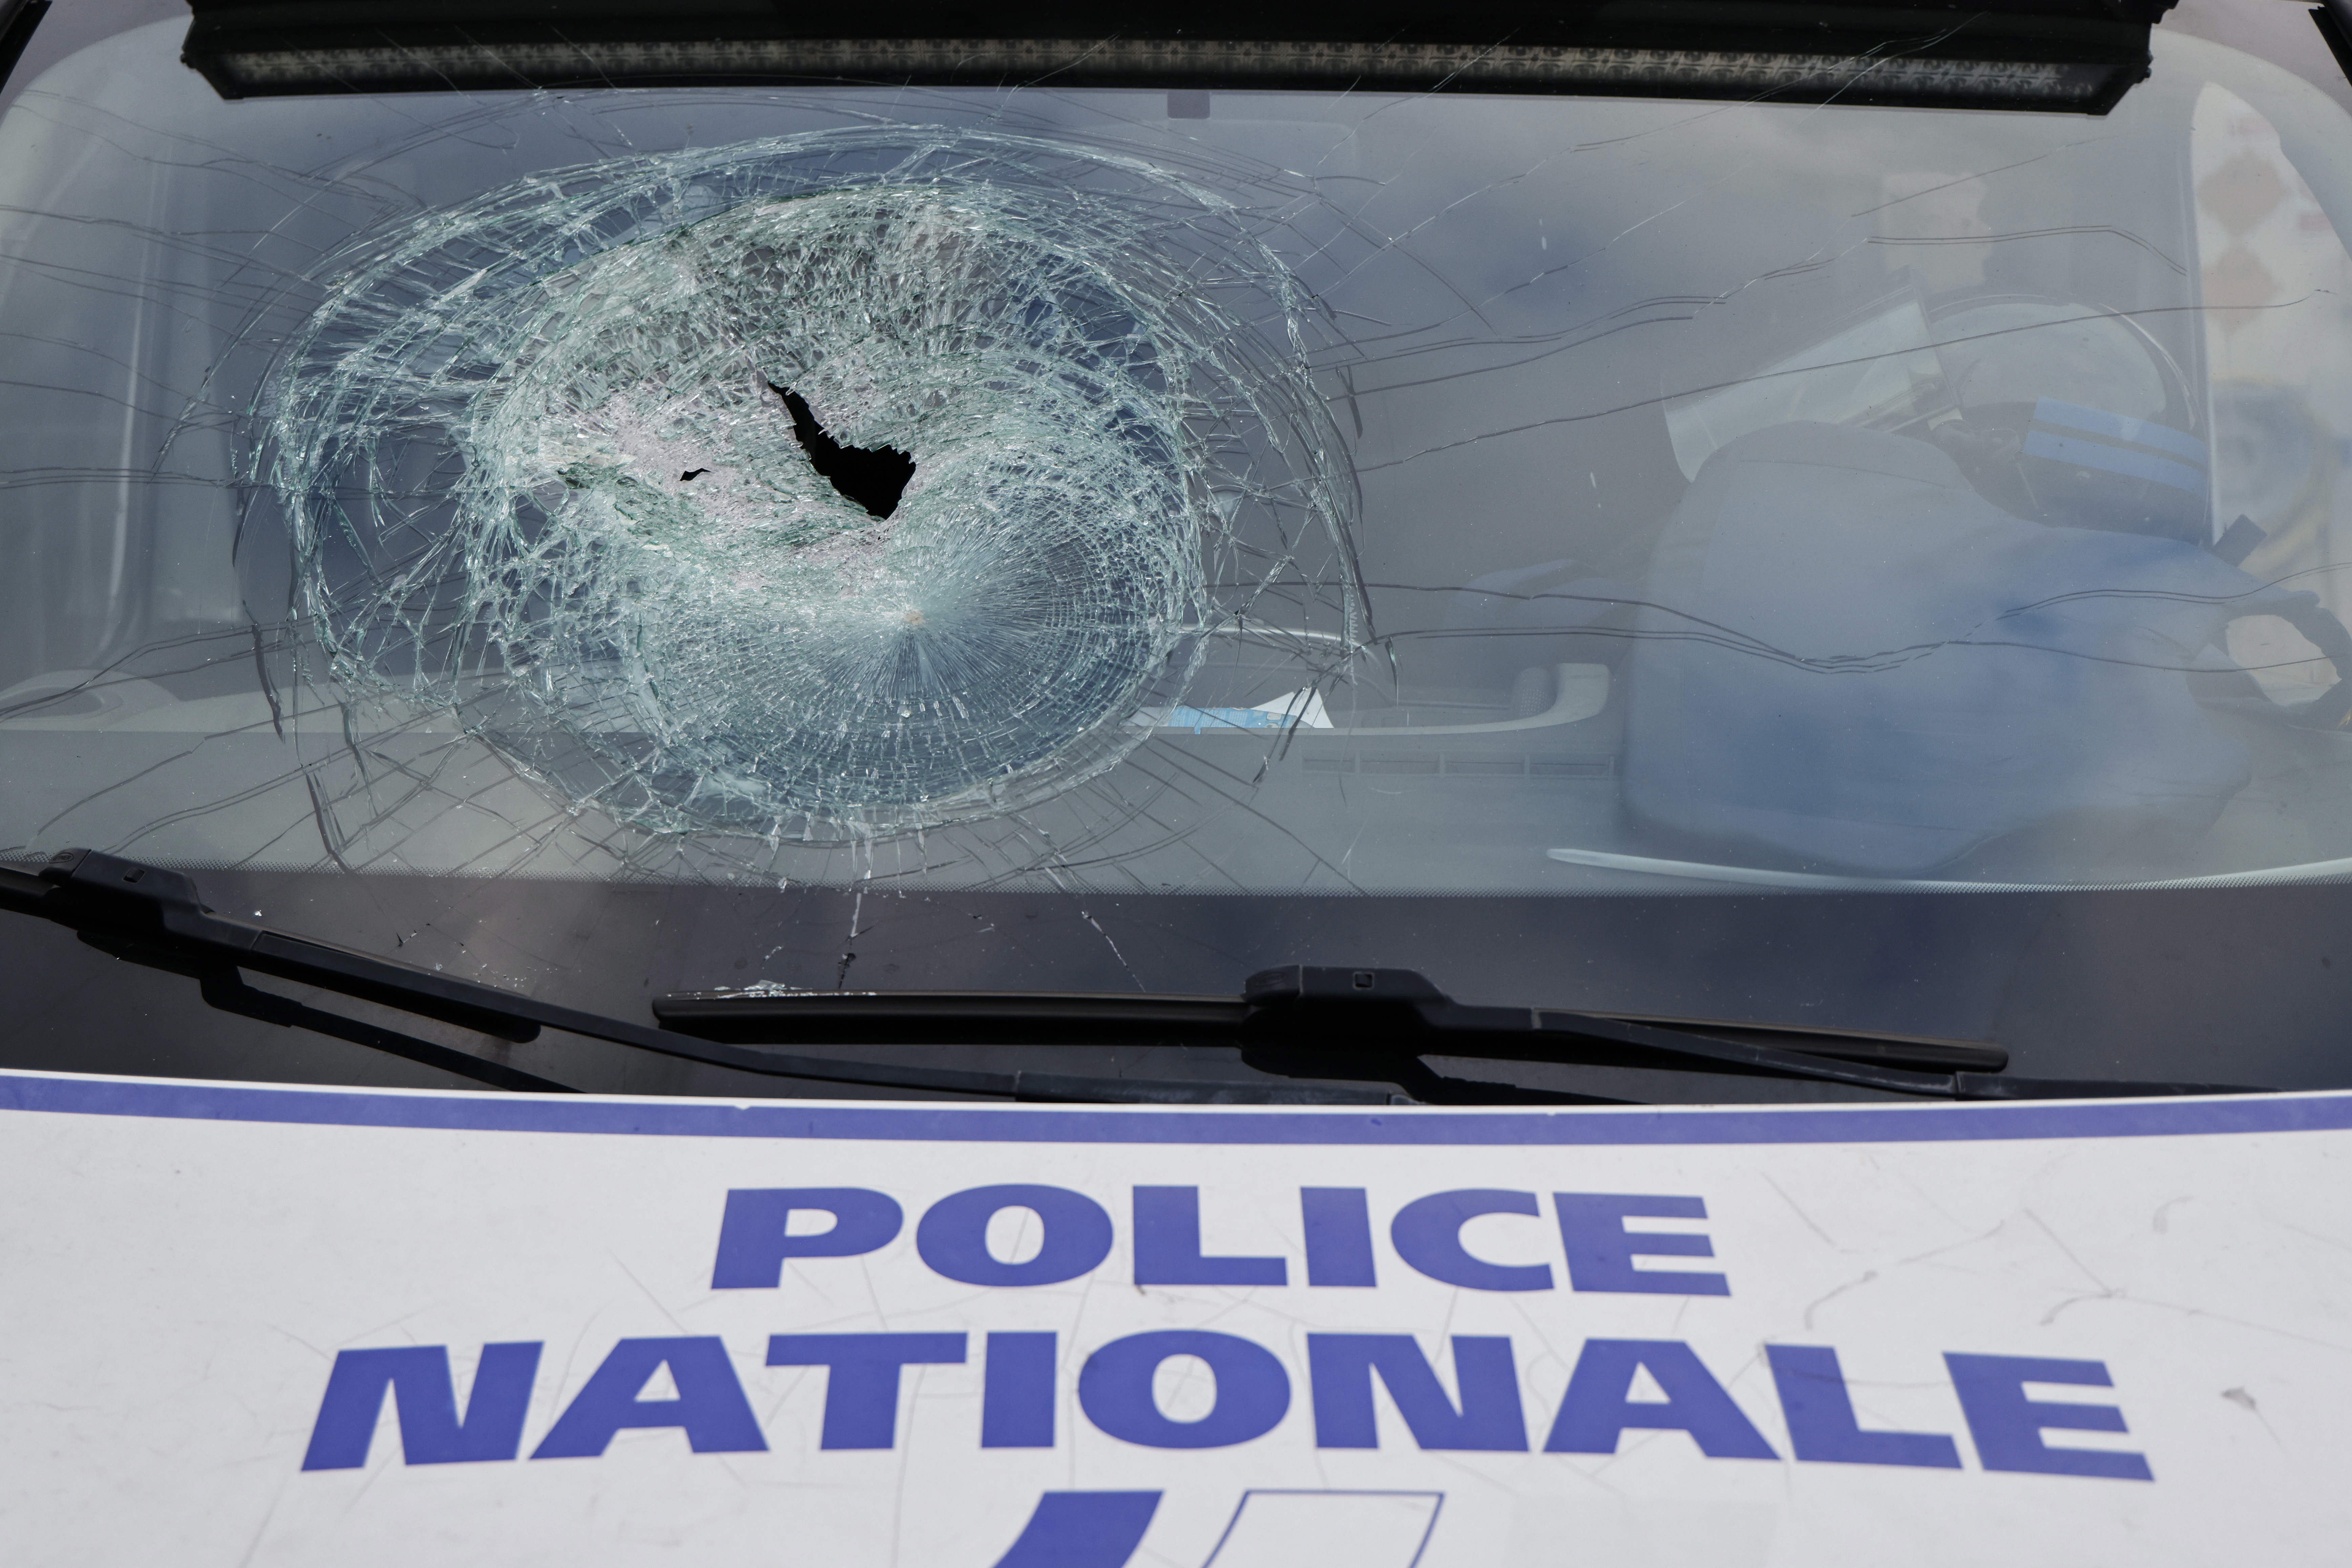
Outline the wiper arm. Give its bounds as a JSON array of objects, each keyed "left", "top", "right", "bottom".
[
  {"left": 0, "top": 850, "right": 1395, "bottom": 1104},
  {"left": 661, "top": 965, "right": 2271, "bottom": 1102},
  {"left": 658, "top": 979, "right": 2002, "bottom": 1067},
  {"left": 7, "top": 852, "right": 2260, "bottom": 1105},
  {"left": 1245, "top": 967, "right": 2269, "bottom": 1101}
]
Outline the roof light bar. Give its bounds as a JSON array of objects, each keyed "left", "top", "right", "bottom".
[{"left": 182, "top": 2, "right": 2179, "bottom": 114}]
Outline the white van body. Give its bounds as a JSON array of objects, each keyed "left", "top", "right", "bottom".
[{"left": 3, "top": 1069, "right": 2343, "bottom": 1565}]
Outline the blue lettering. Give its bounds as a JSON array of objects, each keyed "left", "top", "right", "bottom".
[
  {"left": 1391, "top": 1190, "right": 1553, "bottom": 1291},
  {"left": 765, "top": 1333, "right": 967, "bottom": 1449},
  {"left": 711, "top": 1188, "right": 903, "bottom": 1289},
  {"left": 1544, "top": 1339, "right": 1777, "bottom": 1459},
  {"left": 1766, "top": 1346, "right": 1959, "bottom": 1468},
  {"left": 1944, "top": 1354, "right": 2151, "bottom": 1481},
  {"left": 1078, "top": 1331, "right": 1290, "bottom": 1449},
  {"left": 1300, "top": 1187, "right": 1378, "bottom": 1287},
  {"left": 301, "top": 1342, "right": 541, "bottom": 1470},
  {"left": 983, "top": 1332, "right": 1058, "bottom": 1448},
  {"left": 1307, "top": 1334, "right": 1526, "bottom": 1450},
  {"left": 917, "top": 1185, "right": 1113, "bottom": 1287},
  {"left": 1553, "top": 1193, "right": 1729, "bottom": 1295},
  {"left": 531, "top": 1337, "right": 766, "bottom": 1458},
  {"left": 989, "top": 1493, "right": 1162, "bottom": 1568},
  {"left": 1133, "top": 1187, "right": 1285, "bottom": 1286}
]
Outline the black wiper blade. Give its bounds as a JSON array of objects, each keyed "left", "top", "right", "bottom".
[
  {"left": 662, "top": 965, "right": 2271, "bottom": 1102},
  {"left": 8, "top": 853, "right": 2260, "bottom": 1105},
  {"left": 655, "top": 989, "right": 1254, "bottom": 1043},
  {"left": 0, "top": 850, "right": 1387, "bottom": 1104},
  {"left": 1242, "top": 967, "right": 2268, "bottom": 1101},
  {"left": 655, "top": 982, "right": 1995, "bottom": 1067},
  {"left": 1590, "top": 1013, "right": 2008, "bottom": 1074},
  {"left": 658, "top": 987, "right": 1622, "bottom": 1107}
]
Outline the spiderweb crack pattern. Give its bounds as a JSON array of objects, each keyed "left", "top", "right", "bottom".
[{"left": 259, "top": 129, "right": 1360, "bottom": 852}]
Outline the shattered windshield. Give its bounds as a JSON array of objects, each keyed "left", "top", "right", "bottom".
[{"left": 6, "top": 0, "right": 2352, "bottom": 1096}]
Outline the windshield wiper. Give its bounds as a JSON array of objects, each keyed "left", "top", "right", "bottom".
[
  {"left": 0, "top": 850, "right": 1397, "bottom": 1104},
  {"left": 1, "top": 851, "right": 2265, "bottom": 1104},
  {"left": 660, "top": 965, "right": 2271, "bottom": 1102},
  {"left": 655, "top": 981, "right": 2003, "bottom": 1067}
]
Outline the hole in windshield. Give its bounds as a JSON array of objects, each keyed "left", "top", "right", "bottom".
[{"left": 770, "top": 381, "right": 914, "bottom": 520}]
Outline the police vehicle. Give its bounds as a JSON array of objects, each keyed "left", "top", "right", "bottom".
[{"left": 0, "top": 0, "right": 2348, "bottom": 1560}]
